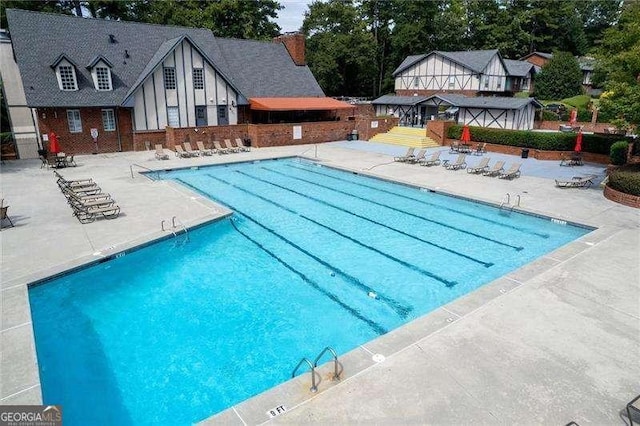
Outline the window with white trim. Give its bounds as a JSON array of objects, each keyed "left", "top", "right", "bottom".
[
  {"left": 522, "top": 78, "right": 529, "bottom": 90},
  {"left": 483, "top": 76, "right": 489, "bottom": 88},
  {"left": 163, "top": 67, "right": 176, "bottom": 90},
  {"left": 448, "top": 76, "right": 455, "bottom": 88},
  {"left": 96, "top": 67, "right": 112, "bottom": 91},
  {"left": 59, "top": 65, "right": 78, "bottom": 91},
  {"left": 67, "top": 109, "right": 82, "bottom": 133},
  {"left": 413, "top": 77, "right": 419, "bottom": 88},
  {"left": 193, "top": 68, "right": 204, "bottom": 90},
  {"left": 102, "top": 109, "right": 116, "bottom": 131},
  {"left": 167, "top": 106, "right": 179, "bottom": 127}
]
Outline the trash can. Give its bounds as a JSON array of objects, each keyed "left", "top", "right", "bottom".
[
  {"left": 244, "top": 138, "right": 251, "bottom": 147},
  {"left": 351, "top": 129, "right": 359, "bottom": 141},
  {"left": 521, "top": 148, "right": 529, "bottom": 159},
  {"left": 346, "top": 133, "right": 352, "bottom": 141}
]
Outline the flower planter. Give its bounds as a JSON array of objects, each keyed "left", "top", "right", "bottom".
[{"left": 604, "top": 185, "right": 640, "bottom": 208}]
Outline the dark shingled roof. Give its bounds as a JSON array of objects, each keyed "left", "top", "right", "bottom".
[
  {"left": 6, "top": 9, "right": 324, "bottom": 108},
  {"left": 503, "top": 59, "right": 536, "bottom": 77},
  {"left": 371, "top": 94, "right": 428, "bottom": 106},
  {"left": 215, "top": 38, "right": 324, "bottom": 98},
  {"left": 393, "top": 49, "right": 504, "bottom": 76},
  {"left": 426, "top": 94, "right": 543, "bottom": 109}
]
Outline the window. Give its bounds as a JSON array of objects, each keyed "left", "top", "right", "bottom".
[
  {"left": 483, "top": 76, "right": 489, "bottom": 88},
  {"left": 448, "top": 76, "right": 455, "bottom": 88},
  {"left": 522, "top": 78, "right": 529, "bottom": 90},
  {"left": 102, "top": 109, "right": 115, "bottom": 131},
  {"left": 67, "top": 110, "right": 82, "bottom": 133},
  {"left": 163, "top": 67, "right": 176, "bottom": 90},
  {"left": 96, "top": 67, "right": 112, "bottom": 91},
  {"left": 497, "top": 80, "right": 502, "bottom": 89},
  {"left": 193, "top": 68, "right": 204, "bottom": 90},
  {"left": 167, "top": 106, "right": 179, "bottom": 127},
  {"left": 59, "top": 65, "right": 77, "bottom": 91},
  {"left": 413, "top": 77, "right": 419, "bottom": 88}
]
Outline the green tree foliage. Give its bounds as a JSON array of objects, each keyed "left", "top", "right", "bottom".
[
  {"left": 534, "top": 51, "right": 583, "bottom": 99},
  {"left": 595, "top": 0, "right": 640, "bottom": 126},
  {"left": 303, "top": 0, "right": 376, "bottom": 96}
]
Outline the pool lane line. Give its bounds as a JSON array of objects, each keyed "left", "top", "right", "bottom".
[
  {"left": 207, "top": 173, "right": 456, "bottom": 289},
  {"left": 175, "top": 177, "right": 388, "bottom": 334},
  {"left": 235, "top": 170, "right": 493, "bottom": 269},
  {"left": 228, "top": 219, "right": 387, "bottom": 336},
  {"left": 286, "top": 162, "right": 550, "bottom": 239},
  {"left": 263, "top": 167, "right": 523, "bottom": 252},
  {"left": 198, "top": 175, "right": 414, "bottom": 318}
]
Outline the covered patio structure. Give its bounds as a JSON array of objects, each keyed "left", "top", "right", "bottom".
[
  {"left": 371, "top": 95, "right": 437, "bottom": 127},
  {"left": 248, "top": 97, "right": 354, "bottom": 124}
]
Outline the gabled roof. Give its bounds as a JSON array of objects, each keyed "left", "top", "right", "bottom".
[
  {"left": 520, "top": 51, "right": 553, "bottom": 61},
  {"left": 50, "top": 53, "right": 77, "bottom": 69},
  {"left": 86, "top": 55, "right": 114, "bottom": 69},
  {"left": 503, "top": 59, "right": 536, "bottom": 77},
  {"left": 6, "top": 8, "right": 324, "bottom": 108},
  {"left": 425, "top": 94, "right": 543, "bottom": 109},
  {"left": 215, "top": 38, "right": 324, "bottom": 98},
  {"left": 393, "top": 49, "right": 504, "bottom": 76},
  {"left": 371, "top": 94, "right": 429, "bottom": 106}
]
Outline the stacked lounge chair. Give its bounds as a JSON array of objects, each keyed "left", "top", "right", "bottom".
[
  {"left": 555, "top": 174, "right": 597, "bottom": 188},
  {"left": 54, "top": 171, "right": 120, "bottom": 223}
]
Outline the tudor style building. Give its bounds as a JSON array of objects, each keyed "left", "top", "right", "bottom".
[
  {"left": 392, "top": 49, "right": 535, "bottom": 97},
  {"left": 6, "top": 9, "right": 351, "bottom": 156},
  {"left": 373, "top": 49, "right": 541, "bottom": 130}
]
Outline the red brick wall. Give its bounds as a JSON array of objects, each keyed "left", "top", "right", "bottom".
[
  {"left": 248, "top": 121, "right": 353, "bottom": 147},
  {"left": 604, "top": 185, "right": 640, "bottom": 208},
  {"left": 273, "top": 33, "right": 306, "bottom": 66},
  {"left": 166, "top": 125, "right": 250, "bottom": 150},
  {"left": 36, "top": 107, "right": 132, "bottom": 154},
  {"left": 132, "top": 130, "right": 167, "bottom": 151},
  {"left": 427, "top": 120, "right": 455, "bottom": 145}
]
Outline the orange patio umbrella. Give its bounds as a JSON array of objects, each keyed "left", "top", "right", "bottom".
[
  {"left": 574, "top": 131, "right": 583, "bottom": 153},
  {"left": 461, "top": 125, "right": 471, "bottom": 143}
]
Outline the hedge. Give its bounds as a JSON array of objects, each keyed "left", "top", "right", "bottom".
[
  {"left": 447, "top": 125, "right": 627, "bottom": 155},
  {"left": 608, "top": 164, "right": 640, "bottom": 197},
  {"left": 610, "top": 141, "right": 629, "bottom": 165}
]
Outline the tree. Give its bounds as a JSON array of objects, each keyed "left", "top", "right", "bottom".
[
  {"left": 534, "top": 51, "right": 583, "bottom": 99},
  {"left": 1, "top": 0, "right": 74, "bottom": 28},
  {"left": 594, "top": 0, "right": 640, "bottom": 127}
]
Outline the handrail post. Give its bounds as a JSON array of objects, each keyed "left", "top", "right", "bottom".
[
  {"left": 161, "top": 219, "right": 166, "bottom": 231},
  {"left": 292, "top": 358, "right": 317, "bottom": 392},
  {"left": 172, "top": 216, "right": 177, "bottom": 228},
  {"left": 313, "top": 346, "right": 340, "bottom": 381}
]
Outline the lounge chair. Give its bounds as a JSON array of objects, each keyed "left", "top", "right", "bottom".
[
  {"left": 183, "top": 142, "right": 200, "bottom": 156},
  {"left": 73, "top": 203, "right": 121, "bottom": 223},
  {"left": 175, "top": 145, "right": 193, "bottom": 158},
  {"left": 394, "top": 147, "right": 415, "bottom": 162},
  {"left": 443, "top": 154, "right": 467, "bottom": 170},
  {"left": 498, "top": 163, "right": 522, "bottom": 179},
  {"left": 555, "top": 174, "right": 597, "bottom": 188},
  {"left": 235, "top": 138, "right": 250, "bottom": 152},
  {"left": 483, "top": 160, "right": 505, "bottom": 177},
  {"left": 0, "top": 200, "right": 14, "bottom": 230},
  {"left": 449, "top": 141, "right": 461, "bottom": 153},
  {"left": 406, "top": 149, "right": 426, "bottom": 164},
  {"left": 467, "top": 157, "right": 490, "bottom": 174},
  {"left": 473, "top": 143, "right": 486, "bottom": 155},
  {"left": 65, "top": 154, "right": 77, "bottom": 167},
  {"left": 196, "top": 141, "right": 214, "bottom": 156},
  {"left": 419, "top": 151, "right": 441, "bottom": 167},
  {"left": 213, "top": 140, "right": 229, "bottom": 154},
  {"left": 155, "top": 144, "right": 170, "bottom": 160},
  {"left": 224, "top": 139, "right": 240, "bottom": 153}
]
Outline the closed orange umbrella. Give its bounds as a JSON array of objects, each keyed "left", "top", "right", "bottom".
[
  {"left": 574, "top": 131, "right": 583, "bottom": 152},
  {"left": 461, "top": 125, "right": 471, "bottom": 143},
  {"left": 49, "top": 132, "right": 60, "bottom": 154}
]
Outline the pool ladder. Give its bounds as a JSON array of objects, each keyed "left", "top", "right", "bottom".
[
  {"left": 499, "top": 193, "right": 520, "bottom": 213},
  {"left": 161, "top": 216, "right": 189, "bottom": 243},
  {"left": 291, "top": 346, "right": 341, "bottom": 393}
]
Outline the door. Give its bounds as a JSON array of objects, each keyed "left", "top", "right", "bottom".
[
  {"left": 195, "top": 106, "right": 207, "bottom": 126},
  {"left": 217, "top": 105, "right": 228, "bottom": 125}
]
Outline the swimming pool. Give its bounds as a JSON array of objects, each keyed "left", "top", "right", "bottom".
[{"left": 29, "top": 158, "right": 590, "bottom": 424}]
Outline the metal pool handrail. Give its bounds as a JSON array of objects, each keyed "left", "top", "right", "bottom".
[
  {"left": 313, "top": 346, "right": 340, "bottom": 382},
  {"left": 292, "top": 358, "right": 317, "bottom": 392}
]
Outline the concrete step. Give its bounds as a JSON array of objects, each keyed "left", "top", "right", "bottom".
[{"left": 369, "top": 133, "right": 439, "bottom": 149}]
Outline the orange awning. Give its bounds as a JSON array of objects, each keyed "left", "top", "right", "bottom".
[{"left": 249, "top": 97, "right": 354, "bottom": 111}]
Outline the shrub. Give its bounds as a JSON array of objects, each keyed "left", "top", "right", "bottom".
[
  {"left": 542, "top": 110, "right": 560, "bottom": 121},
  {"left": 608, "top": 164, "right": 640, "bottom": 196},
  {"left": 447, "top": 125, "right": 623, "bottom": 155},
  {"left": 610, "top": 140, "right": 629, "bottom": 165},
  {"left": 577, "top": 109, "right": 593, "bottom": 122}
]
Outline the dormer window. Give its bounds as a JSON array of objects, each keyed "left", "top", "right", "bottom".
[
  {"left": 95, "top": 67, "right": 112, "bottom": 91},
  {"left": 86, "top": 56, "right": 114, "bottom": 91},
  {"left": 58, "top": 65, "right": 78, "bottom": 90}
]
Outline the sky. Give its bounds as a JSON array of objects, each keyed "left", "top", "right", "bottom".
[{"left": 276, "top": 0, "right": 312, "bottom": 33}]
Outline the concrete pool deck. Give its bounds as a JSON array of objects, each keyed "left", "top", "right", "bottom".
[{"left": 1, "top": 142, "right": 638, "bottom": 424}]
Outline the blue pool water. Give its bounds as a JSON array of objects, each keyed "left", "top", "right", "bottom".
[{"left": 29, "top": 158, "right": 590, "bottom": 425}]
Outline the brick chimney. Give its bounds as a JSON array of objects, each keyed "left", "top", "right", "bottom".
[{"left": 273, "top": 32, "right": 305, "bottom": 66}]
